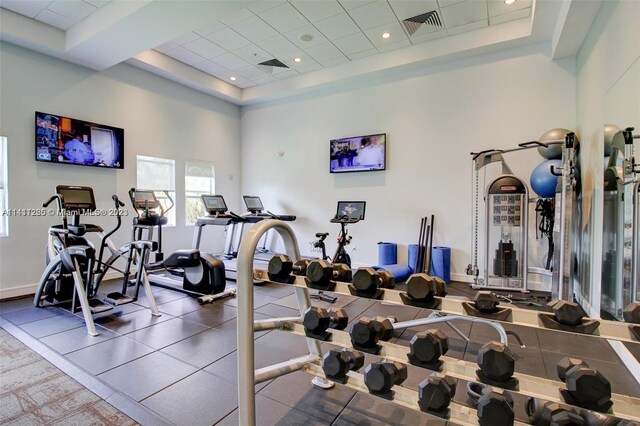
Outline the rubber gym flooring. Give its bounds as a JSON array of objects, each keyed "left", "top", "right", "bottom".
[{"left": 1, "top": 280, "right": 639, "bottom": 426}]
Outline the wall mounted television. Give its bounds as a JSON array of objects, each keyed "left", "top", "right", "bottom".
[
  {"left": 330, "top": 133, "right": 386, "bottom": 173},
  {"left": 35, "top": 111, "right": 124, "bottom": 169}
]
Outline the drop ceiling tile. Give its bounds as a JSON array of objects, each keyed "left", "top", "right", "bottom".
[
  {"left": 332, "top": 32, "right": 374, "bottom": 55},
  {"left": 289, "top": 59, "right": 323, "bottom": 73},
  {"left": 259, "top": 2, "right": 308, "bottom": 33},
  {"left": 440, "top": 0, "right": 487, "bottom": 28},
  {"left": 229, "top": 76, "right": 251, "bottom": 85},
  {"left": 156, "top": 32, "right": 200, "bottom": 52},
  {"left": 236, "top": 81, "right": 256, "bottom": 89},
  {"left": 377, "top": 38, "right": 411, "bottom": 52},
  {"left": 236, "top": 66, "right": 270, "bottom": 80},
  {"left": 248, "top": 1, "right": 284, "bottom": 14},
  {"left": 283, "top": 24, "right": 329, "bottom": 49},
  {"left": 234, "top": 44, "right": 274, "bottom": 65},
  {"left": 488, "top": 0, "right": 532, "bottom": 17},
  {"left": 193, "top": 60, "right": 229, "bottom": 76},
  {"left": 290, "top": 0, "right": 343, "bottom": 22},
  {"left": 347, "top": 0, "right": 397, "bottom": 31},
  {"left": 320, "top": 56, "right": 350, "bottom": 67},
  {"left": 490, "top": 7, "right": 530, "bottom": 25},
  {"left": 363, "top": 21, "right": 408, "bottom": 48},
  {"left": 165, "top": 46, "right": 208, "bottom": 66},
  {"left": 338, "top": 0, "right": 376, "bottom": 11},
  {"left": 194, "top": 21, "right": 226, "bottom": 37},
  {"left": 347, "top": 48, "right": 377, "bottom": 60},
  {"left": 411, "top": 28, "right": 448, "bottom": 44},
  {"left": 1, "top": 0, "right": 53, "bottom": 18},
  {"left": 271, "top": 68, "right": 298, "bottom": 78},
  {"left": 314, "top": 12, "right": 361, "bottom": 40},
  {"left": 219, "top": 8, "right": 254, "bottom": 26},
  {"left": 257, "top": 35, "right": 301, "bottom": 57},
  {"left": 83, "top": 0, "right": 110, "bottom": 8},
  {"left": 437, "top": 0, "right": 464, "bottom": 7},
  {"left": 205, "top": 27, "right": 251, "bottom": 51},
  {"left": 304, "top": 42, "right": 345, "bottom": 62},
  {"left": 388, "top": 0, "right": 439, "bottom": 21},
  {"left": 252, "top": 73, "right": 277, "bottom": 84},
  {"left": 446, "top": 18, "right": 488, "bottom": 35},
  {"left": 211, "top": 53, "right": 251, "bottom": 70},
  {"left": 230, "top": 15, "right": 280, "bottom": 43},
  {"left": 183, "top": 38, "right": 227, "bottom": 59},
  {"left": 35, "top": 9, "right": 74, "bottom": 30},
  {"left": 47, "top": 0, "right": 96, "bottom": 22}
]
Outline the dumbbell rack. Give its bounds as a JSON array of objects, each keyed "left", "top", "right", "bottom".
[{"left": 237, "top": 220, "right": 640, "bottom": 425}]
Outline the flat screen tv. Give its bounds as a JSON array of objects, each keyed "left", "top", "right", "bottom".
[
  {"left": 330, "top": 133, "right": 386, "bottom": 173},
  {"left": 35, "top": 111, "right": 124, "bottom": 169}
]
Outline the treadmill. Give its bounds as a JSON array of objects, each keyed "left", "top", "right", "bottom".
[{"left": 241, "top": 195, "right": 296, "bottom": 261}]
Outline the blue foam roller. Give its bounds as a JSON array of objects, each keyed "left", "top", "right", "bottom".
[
  {"left": 431, "top": 246, "right": 451, "bottom": 283},
  {"left": 378, "top": 242, "right": 397, "bottom": 266},
  {"left": 408, "top": 244, "right": 419, "bottom": 273},
  {"left": 374, "top": 264, "right": 413, "bottom": 282}
]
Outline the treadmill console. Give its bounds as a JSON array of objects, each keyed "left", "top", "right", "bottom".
[
  {"left": 201, "top": 195, "right": 228, "bottom": 216},
  {"left": 243, "top": 195, "right": 265, "bottom": 214}
]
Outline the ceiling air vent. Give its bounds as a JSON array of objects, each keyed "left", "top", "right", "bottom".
[
  {"left": 257, "top": 59, "right": 289, "bottom": 74},
  {"left": 403, "top": 11, "right": 442, "bottom": 36}
]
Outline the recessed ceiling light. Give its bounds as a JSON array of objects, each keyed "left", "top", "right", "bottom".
[
  {"left": 230, "top": 76, "right": 237, "bottom": 81},
  {"left": 504, "top": 0, "right": 516, "bottom": 4},
  {"left": 293, "top": 57, "right": 302, "bottom": 63},
  {"left": 381, "top": 32, "right": 391, "bottom": 39}
]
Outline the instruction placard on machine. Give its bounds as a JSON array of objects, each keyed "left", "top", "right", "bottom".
[{"left": 492, "top": 195, "right": 521, "bottom": 226}]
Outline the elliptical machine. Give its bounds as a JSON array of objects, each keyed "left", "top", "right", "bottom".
[
  {"left": 35, "top": 185, "right": 160, "bottom": 336},
  {"left": 312, "top": 201, "right": 365, "bottom": 268},
  {"left": 128, "top": 188, "right": 234, "bottom": 304}
]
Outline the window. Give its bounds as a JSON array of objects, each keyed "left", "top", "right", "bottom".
[
  {"left": 0, "top": 137, "right": 6, "bottom": 237},
  {"left": 185, "top": 162, "right": 215, "bottom": 225},
  {"left": 136, "top": 155, "right": 176, "bottom": 226}
]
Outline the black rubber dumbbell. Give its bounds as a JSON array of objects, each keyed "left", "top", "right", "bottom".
[
  {"left": 556, "top": 357, "right": 612, "bottom": 412},
  {"left": 363, "top": 361, "right": 407, "bottom": 396},
  {"left": 526, "top": 398, "right": 582, "bottom": 426},
  {"left": 408, "top": 329, "right": 449, "bottom": 367},
  {"left": 477, "top": 389, "right": 514, "bottom": 426},
  {"left": 405, "top": 273, "right": 437, "bottom": 300},
  {"left": 349, "top": 316, "right": 395, "bottom": 353},
  {"left": 477, "top": 341, "right": 516, "bottom": 386},
  {"left": 474, "top": 291, "right": 500, "bottom": 313},
  {"left": 306, "top": 259, "right": 352, "bottom": 286},
  {"left": 417, "top": 374, "right": 456, "bottom": 415},
  {"left": 321, "top": 348, "right": 364, "bottom": 381},
  {"left": 352, "top": 267, "right": 395, "bottom": 293},
  {"left": 303, "top": 306, "right": 348, "bottom": 339},
  {"left": 268, "top": 255, "right": 310, "bottom": 282},
  {"left": 623, "top": 302, "right": 640, "bottom": 324},
  {"left": 549, "top": 300, "right": 584, "bottom": 326}
]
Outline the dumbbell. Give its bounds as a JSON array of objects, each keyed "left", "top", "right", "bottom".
[
  {"left": 321, "top": 348, "right": 364, "bottom": 381},
  {"left": 407, "top": 329, "right": 449, "bottom": 367},
  {"left": 352, "top": 267, "right": 395, "bottom": 293},
  {"left": 549, "top": 300, "right": 585, "bottom": 326},
  {"left": 405, "top": 273, "right": 446, "bottom": 301},
  {"left": 417, "top": 374, "right": 456, "bottom": 415},
  {"left": 476, "top": 341, "right": 516, "bottom": 385},
  {"left": 267, "top": 254, "right": 310, "bottom": 282},
  {"left": 363, "top": 361, "right": 407, "bottom": 396},
  {"left": 623, "top": 302, "right": 640, "bottom": 324},
  {"left": 349, "top": 316, "right": 395, "bottom": 352},
  {"left": 477, "top": 388, "right": 515, "bottom": 426},
  {"left": 302, "top": 306, "right": 348, "bottom": 339},
  {"left": 526, "top": 398, "right": 583, "bottom": 426},
  {"left": 474, "top": 291, "right": 500, "bottom": 313},
  {"left": 556, "top": 357, "right": 612, "bottom": 412},
  {"left": 306, "top": 259, "right": 352, "bottom": 286}
]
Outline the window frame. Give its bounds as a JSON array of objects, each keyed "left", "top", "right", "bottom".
[
  {"left": 136, "top": 155, "right": 176, "bottom": 227},
  {"left": 184, "top": 161, "right": 215, "bottom": 226}
]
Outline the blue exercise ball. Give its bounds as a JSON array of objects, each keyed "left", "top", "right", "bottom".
[{"left": 530, "top": 160, "right": 562, "bottom": 198}]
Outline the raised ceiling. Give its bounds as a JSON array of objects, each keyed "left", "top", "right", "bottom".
[{"left": 0, "top": 0, "right": 600, "bottom": 105}]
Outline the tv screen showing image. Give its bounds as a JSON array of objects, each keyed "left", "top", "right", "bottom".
[
  {"left": 330, "top": 133, "right": 386, "bottom": 173},
  {"left": 35, "top": 111, "right": 124, "bottom": 169}
]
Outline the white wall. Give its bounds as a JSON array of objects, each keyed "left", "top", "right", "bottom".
[
  {"left": 575, "top": 0, "right": 640, "bottom": 316},
  {"left": 0, "top": 42, "right": 241, "bottom": 297},
  {"left": 240, "top": 42, "right": 576, "bottom": 286}
]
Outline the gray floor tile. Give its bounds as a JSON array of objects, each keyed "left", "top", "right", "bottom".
[
  {"left": 536, "top": 329, "right": 619, "bottom": 362},
  {"left": 66, "top": 336, "right": 154, "bottom": 375},
  {"left": 359, "top": 301, "right": 423, "bottom": 323},
  {"left": 181, "top": 304, "right": 238, "bottom": 327},
  {"left": 222, "top": 291, "right": 279, "bottom": 309},
  {"left": 94, "top": 308, "right": 172, "bottom": 334},
  {"left": 259, "top": 370, "right": 356, "bottom": 423},
  {"left": 256, "top": 303, "right": 302, "bottom": 318},
  {"left": 217, "top": 394, "right": 326, "bottom": 426},
  {"left": 254, "top": 283, "right": 296, "bottom": 298},
  {"left": 624, "top": 341, "right": 640, "bottom": 362},
  {"left": 127, "top": 317, "right": 209, "bottom": 350},
  {"left": 142, "top": 370, "right": 237, "bottom": 426},
  {"left": 0, "top": 296, "right": 37, "bottom": 314},
  {"left": 19, "top": 311, "right": 86, "bottom": 338},
  {"left": 160, "top": 328, "right": 237, "bottom": 368},
  {"left": 98, "top": 351, "right": 198, "bottom": 401},
  {"left": 157, "top": 297, "right": 203, "bottom": 316},
  {"left": 340, "top": 298, "right": 377, "bottom": 322},
  {"left": 3, "top": 306, "right": 67, "bottom": 325},
  {"left": 213, "top": 313, "right": 273, "bottom": 339},
  {"left": 39, "top": 324, "right": 121, "bottom": 354},
  {"left": 135, "top": 286, "right": 188, "bottom": 307},
  {"left": 255, "top": 330, "right": 311, "bottom": 357}
]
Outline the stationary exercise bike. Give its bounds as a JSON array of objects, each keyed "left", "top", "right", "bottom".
[
  {"left": 35, "top": 185, "right": 160, "bottom": 336},
  {"left": 312, "top": 201, "right": 366, "bottom": 268}
]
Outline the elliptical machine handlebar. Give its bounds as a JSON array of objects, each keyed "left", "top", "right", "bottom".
[{"left": 112, "top": 195, "right": 125, "bottom": 208}]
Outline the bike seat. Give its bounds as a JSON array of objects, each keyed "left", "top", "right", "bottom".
[{"left": 315, "top": 232, "right": 329, "bottom": 238}]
